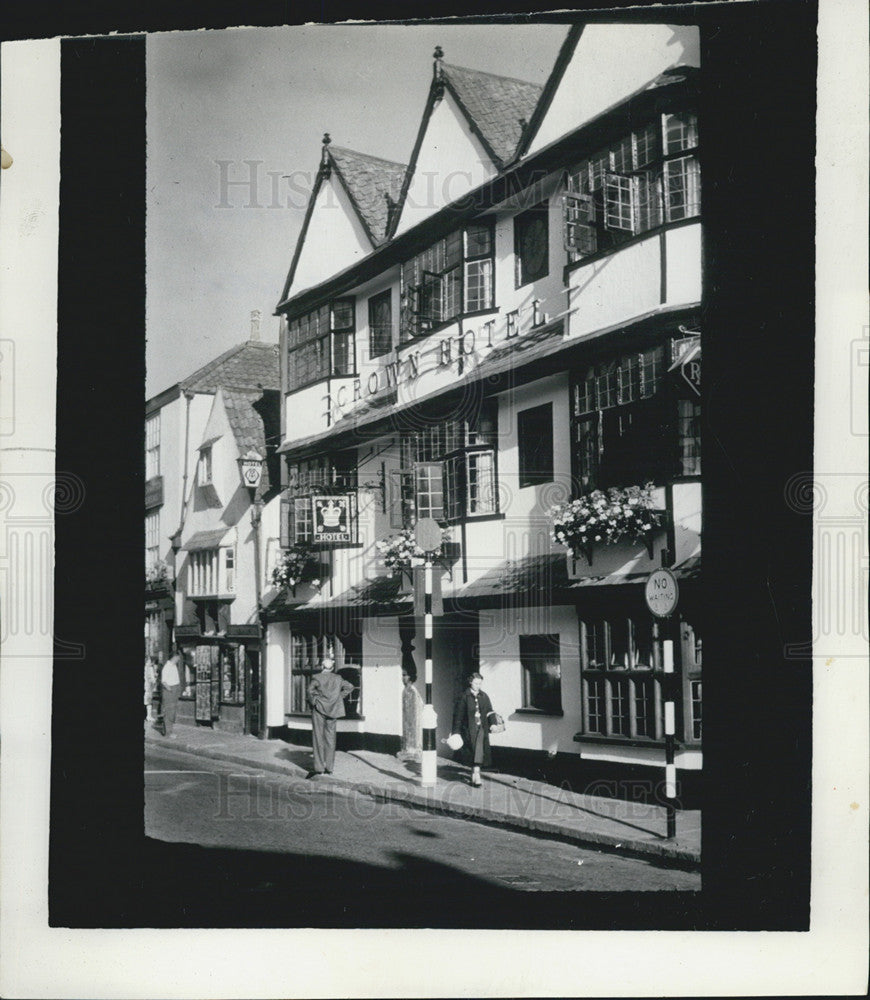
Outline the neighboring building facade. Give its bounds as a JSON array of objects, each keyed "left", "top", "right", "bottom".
[
  {"left": 261, "top": 24, "right": 703, "bottom": 793},
  {"left": 145, "top": 329, "right": 280, "bottom": 734}
]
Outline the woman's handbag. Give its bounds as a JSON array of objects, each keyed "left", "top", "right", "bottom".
[{"left": 488, "top": 711, "right": 506, "bottom": 734}]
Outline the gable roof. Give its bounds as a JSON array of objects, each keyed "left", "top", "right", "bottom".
[
  {"left": 441, "top": 63, "right": 543, "bottom": 168},
  {"left": 180, "top": 341, "right": 280, "bottom": 395},
  {"left": 328, "top": 146, "right": 406, "bottom": 246},
  {"left": 221, "top": 386, "right": 278, "bottom": 497}
]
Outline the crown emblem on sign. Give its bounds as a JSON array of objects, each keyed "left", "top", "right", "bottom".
[{"left": 320, "top": 499, "right": 342, "bottom": 528}]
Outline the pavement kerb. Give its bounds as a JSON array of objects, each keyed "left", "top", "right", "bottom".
[{"left": 149, "top": 732, "right": 700, "bottom": 869}]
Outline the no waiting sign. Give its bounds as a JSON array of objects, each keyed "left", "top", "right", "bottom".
[{"left": 644, "top": 568, "right": 680, "bottom": 618}]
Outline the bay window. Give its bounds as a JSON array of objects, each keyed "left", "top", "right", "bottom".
[
  {"left": 563, "top": 111, "right": 700, "bottom": 261},
  {"left": 145, "top": 413, "right": 160, "bottom": 479},
  {"left": 400, "top": 222, "right": 494, "bottom": 340},
  {"left": 287, "top": 298, "right": 356, "bottom": 392},
  {"left": 282, "top": 453, "right": 358, "bottom": 546},
  {"left": 188, "top": 546, "right": 235, "bottom": 596}
]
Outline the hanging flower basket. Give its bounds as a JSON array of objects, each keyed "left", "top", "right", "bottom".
[
  {"left": 271, "top": 542, "right": 320, "bottom": 595},
  {"left": 549, "top": 482, "right": 664, "bottom": 566},
  {"left": 376, "top": 525, "right": 450, "bottom": 574}
]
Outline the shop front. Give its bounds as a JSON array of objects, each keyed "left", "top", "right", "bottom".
[{"left": 174, "top": 624, "right": 262, "bottom": 734}]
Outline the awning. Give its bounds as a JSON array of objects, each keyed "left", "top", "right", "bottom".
[
  {"left": 263, "top": 574, "right": 412, "bottom": 620},
  {"left": 181, "top": 527, "right": 230, "bottom": 551}
]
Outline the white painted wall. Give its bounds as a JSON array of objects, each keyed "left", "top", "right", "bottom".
[
  {"left": 665, "top": 222, "right": 703, "bottom": 307},
  {"left": 290, "top": 176, "right": 373, "bottom": 297},
  {"left": 394, "top": 92, "right": 497, "bottom": 236},
  {"left": 284, "top": 381, "right": 331, "bottom": 440},
  {"left": 526, "top": 24, "right": 701, "bottom": 155},
  {"left": 362, "top": 616, "right": 404, "bottom": 735},
  {"left": 266, "top": 621, "right": 289, "bottom": 726}
]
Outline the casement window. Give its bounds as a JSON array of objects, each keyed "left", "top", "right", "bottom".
[
  {"left": 514, "top": 203, "right": 550, "bottom": 287},
  {"left": 517, "top": 402, "right": 554, "bottom": 488},
  {"left": 287, "top": 298, "right": 356, "bottom": 392},
  {"left": 572, "top": 344, "right": 696, "bottom": 490},
  {"left": 400, "top": 222, "right": 494, "bottom": 340},
  {"left": 391, "top": 406, "right": 498, "bottom": 527},
  {"left": 288, "top": 631, "right": 362, "bottom": 718},
  {"left": 368, "top": 289, "right": 393, "bottom": 360},
  {"left": 145, "top": 413, "right": 160, "bottom": 480},
  {"left": 519, "top": 634, "right": 562, "bottom": 714},
  {"left": 198, "top": 446, "right": 213, "bottom": 485},
  {"left": 188, "top": 547, "right": 235, "bottom": 596},
  {"left": 145, "top": 511, "right": 160, "bottom": 569},
  {"left": 563, "top": 111, "right": 700, "bottom": 261}
]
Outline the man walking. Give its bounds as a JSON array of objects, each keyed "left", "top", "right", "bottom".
[
  {"left": 307, "top": 653, "right": 353, "bottom": 776},
  {"left": 161, "top": 649, "right": 182, "bottom": 739}
]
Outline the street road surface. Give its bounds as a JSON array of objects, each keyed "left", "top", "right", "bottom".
[{"left": 146, "top": 744, "right": 699, "bottom": 896}]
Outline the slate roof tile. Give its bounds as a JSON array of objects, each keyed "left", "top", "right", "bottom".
[
  {"left": 328, "top": 146, "right": 407, "bottom": 245},
  {"left": 442, "top": 63, "right": 543, "bottom": 166},
  {"left": 180, "top": 341, "right": 280, "bottom": 395}
]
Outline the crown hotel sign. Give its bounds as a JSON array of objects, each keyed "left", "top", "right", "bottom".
[{"left": 313, "top": 495, "right": 353, "bottom": 544}]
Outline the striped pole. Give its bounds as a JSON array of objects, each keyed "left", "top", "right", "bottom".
[
  {"left": 420, "top": 557, "right": 437, "bottom": 786},
  {"left": 662, "top": 637, "right": 677, "bottom": 839}
]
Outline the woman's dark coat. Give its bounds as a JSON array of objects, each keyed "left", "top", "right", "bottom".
[{"left": 451, "top": 688, "right": 494, "bottom": 767}]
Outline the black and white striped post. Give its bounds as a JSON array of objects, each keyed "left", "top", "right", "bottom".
[
  {"left": 645, "top": 565, "right": 680, "bottom": 840},
  {"left": 414, "top": 518, "right": 443, "bottom": 788}
]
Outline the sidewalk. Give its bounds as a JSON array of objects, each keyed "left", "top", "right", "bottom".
[{"left": 145, "top": 722, "right": 701, "bottom": 867}]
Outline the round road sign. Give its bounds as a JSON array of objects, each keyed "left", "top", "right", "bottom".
[
  {"left": 414, "top": 517, "right": 442, "bottom": 553},
  {"left": 644, "top": 568, "right": 680, "bottom": 618}
]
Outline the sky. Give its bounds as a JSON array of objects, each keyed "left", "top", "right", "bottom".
[{"left": 145, "top": 22, "right": 568, "bottom": 398}]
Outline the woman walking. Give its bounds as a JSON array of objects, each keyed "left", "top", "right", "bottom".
[{"left": 450, "top": 672, "right": 495, "bottom": 787}]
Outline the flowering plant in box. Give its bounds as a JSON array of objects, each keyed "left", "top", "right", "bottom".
[
  {"left": 549, "top": 482, "right": 662, "bottom": 554},
  {"left": 145, "top": 560, "right": 171, "bottom": 589},
  {"left": 271, "top": 543, "right": 320, "bottom": 590},
  {"left": 376, "top": 525, "right": 448, "bottom": 571}
]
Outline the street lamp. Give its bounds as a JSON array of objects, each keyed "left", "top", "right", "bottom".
[{"left": 238, "top": 449, "right": 265, "bottom": 738}]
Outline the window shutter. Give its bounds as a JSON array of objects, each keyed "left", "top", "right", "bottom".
[{"left": 562, "top": 193, "right": 596, "bottom": 255}]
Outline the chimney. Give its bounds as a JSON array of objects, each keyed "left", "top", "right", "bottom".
[{"left": 250, "top": 309, "right": 261, "bottom": 342}]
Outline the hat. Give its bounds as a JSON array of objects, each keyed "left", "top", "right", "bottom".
[{"left": 444, "top": 733, "right": 463, "bottom": 751}]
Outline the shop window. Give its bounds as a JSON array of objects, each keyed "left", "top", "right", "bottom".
[
  {"left": 519, "top": 634, "right": 562, "bottom": 714},
  {"left": 517, "top": 402, "right": 553, "bottom": 487},
  {"left": 514, "top": 203, "right": 549, "bottom": 287},
  {"left": 220, "top": 645, "right": 245, "bottom": 704},
  {"left": 145, "top": 413, "right": 160, "bottom": 480},
  {"left": 563, "top": 110, "right": 699, "bottom": 261},
  {"left": 179, "top": 647, "right": 196, "bottom": 699},
  {"left": 581, "top": 617, "right": 660, "bottom": 741},
  {"left": 393, "top": 405, "right": 498, "bottom": 526},
  {"left": 287, "top": 298, "right": 356, "bottom": 392},
  {"left": 368, "top": 289, "right": 393, "bottom": 360},
  {"left": 288, "top": 631, "right": 362, "bottom": 718},
  {"left": 400, "top": 222, "right": 494, "bottom": 340}
]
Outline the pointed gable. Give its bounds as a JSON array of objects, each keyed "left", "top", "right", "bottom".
[
  {"left": 328, "top": 146, "right": 406, "bottom": 245},
  {"left": 524, "top": 23, "right": 700, "bottom": 157},
  {"left": 392, "top": 50, "right": 544, "bottom": 237}
]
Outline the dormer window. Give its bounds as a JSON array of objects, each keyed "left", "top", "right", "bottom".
[
  {"left": 400, "top": 221, "right": 494, "bottom": 341},
  {"left": 198, "top": 446, "right": 213, "bottom": 485},
  {"left": 286, "top": 298, "right": 356, "bottom": 392}
]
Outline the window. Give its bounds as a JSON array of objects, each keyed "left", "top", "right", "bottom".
[
  {"left": 288, "top": 631, "right": 362, "bottom": 718},
  {"left": 145, "top": 413, "right": 160, "bottom": 479},
  {"left": 145, "top": 511, "right": 160, "bottom": 569},
  {"left": 287, "top": 298, "right": 356, "bottom": 392},
  {"left": 400, "top": 222, "right": 494, "bottom": 339},
  {"left": 519, "top": 634, "right": 562, "bottom": 714},
  {"left": 368, "top": 289, "right": 393, "bottom": 360},
  {"left": 682, "top": 619, "right": 702, "bottom": 742},
  {"left": 198, "top": 446, "right": 212, "bottom": 485},
  {"left": 220, "top": 645, "right": 245, "bottom": 704},
  {"left": 517, "top": 403, "right": 553, "bottom": 487},
  {"left": 581, "top": 617, "right": 660, "bottom": 740},
  {"left": 514, "top": 203, "right": 549, "bottom": 287},
  {"left": 572, "top": 345, "right": 683, "bottom": 490},
  {"left": 392, "top": 405, "right": 498, "bottom": 526},
  {"left": 188, "top": 547, "right": 234, "bottom": 596},
  {"left": 678, "top": 398, "right": 701, "bottom": 475},
  {"left": 564, "top": 110, "right": 699, "bottom": 261},
  {"left": 179, "top": 647, "right": 196, "bottom": 698}
]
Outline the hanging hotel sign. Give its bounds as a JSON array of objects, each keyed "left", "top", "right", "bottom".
[
  {"left": 644, "top": 568, "right": 680, "bottom": 619},
  {"left": 312, "top": 495, "right": 353, "bottom": 544}
]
